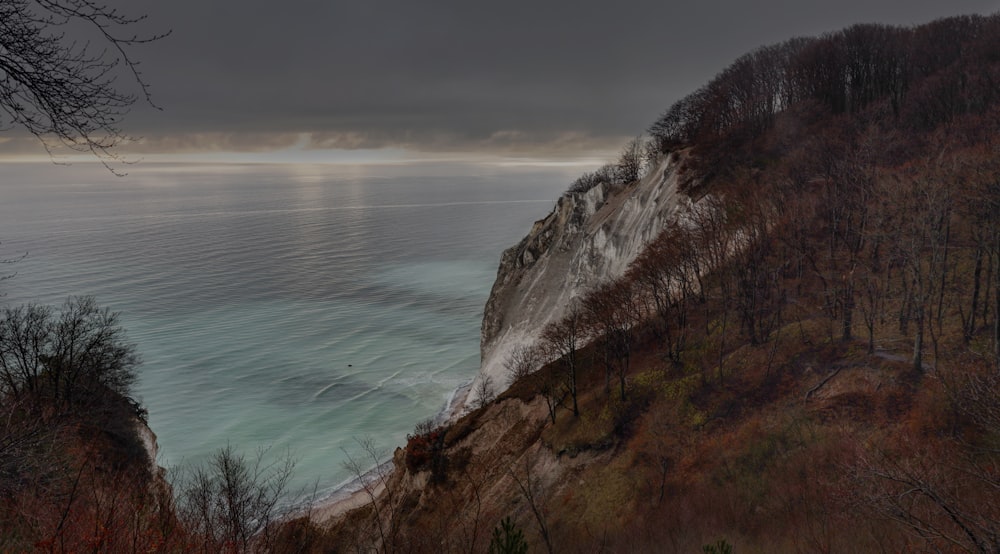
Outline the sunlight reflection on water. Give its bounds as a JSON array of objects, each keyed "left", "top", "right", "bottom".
[{"left": 0, "top": 161, "right": 573, "bottom": 499}]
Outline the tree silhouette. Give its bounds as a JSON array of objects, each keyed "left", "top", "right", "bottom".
[
  {"left": 540, "top": 305, "right": 587, "bottom": 417},
  {"left": 0, "top": 296, "right": 140, "bottom": 409},
  {"left": 0, "top": 0, "right": 166, "bottom": 166}
]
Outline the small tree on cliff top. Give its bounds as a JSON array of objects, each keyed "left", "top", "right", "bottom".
[{"left": 0, "top": 296, "right": 140, "bottom": 409}]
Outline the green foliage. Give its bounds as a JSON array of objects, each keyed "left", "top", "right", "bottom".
[
  {"left": 545, "top": 409, "right": 615, "bottom": 457},
  {"left": 488, "top": 517, "right": 529, "bottom": 554},
  {"left": 645, "top": 371, "right": 706, "bottom": 428},
  {"left": 601, "top": 384, "right": 654, "bottom": 439},
  {"left": 703, "top": 538, "right": 734, "bottom": 554}
]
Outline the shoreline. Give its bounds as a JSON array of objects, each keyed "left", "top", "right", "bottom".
[
  {"left": 307, "top": 378, "right": 473, "bottom": 524},
  {"left": 441, "top": 380, "right": 473, "bottom": 423},
  {"left": 304, "top": 462, "right": 390, "bottom": 524},
  {"left": 310, "top": 480, "right": 387, "bottom": 523}
]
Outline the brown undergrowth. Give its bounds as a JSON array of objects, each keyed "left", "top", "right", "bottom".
[{"left": 306, "top": 309, "right": 994, "bottom": 553}]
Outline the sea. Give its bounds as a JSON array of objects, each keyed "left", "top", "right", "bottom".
[{"left": 0, "top": 160, "right": 574, "bottom": 502}]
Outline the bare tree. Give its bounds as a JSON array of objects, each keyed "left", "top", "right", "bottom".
[
  {"left": 616, "top": 136, "right": 646, "bottom": 184},
  {"left": 0, "top": 296, "right": 140, "bottom": 409},
  {"left": 855, "top": 448, "right": 1000, "bottom": 554},
  {"left": 855, "top": 360, "right": 1000, "bottom": 553},
  {"left": 582, "top": 280, "right": 641, "bottom": 400},
  {"left": 450, "top": 468, "right": 488, "bottom": 554},
  {"left": 504, "top": 344, "right": 542, "bottom": 386},
  {"left": 581, "top": 285, "right": 620, "bottom": 393},
  {"left": 689, "top": 196, "right": 737, "bottom": 383},
  {"left": 537, "top": 370, "right": 564, "bottom": 425},
  {"left": 881, "top": 167, "right": 955, "bottom": 372},
  {"left": 732, "top": 189, "right": 784, "bottom": 346},
  {"left": 540, "top": 305, "right": 587, "bottom": 417},
  {"left": 0, "top": 0, "right": 167, "bottom": 166},
  {"left": 343, "top": 436, "right": 401, "bottom": 553},
  {"left": 474, "top": 375, "right": 496, "bottom": 410},
  {"left": 0, "top": 303, "right": 50, "bottom": 400},
  {"left": 508, "top": 454, "right": 554, "bottom": 554},
  {"left": 857, "top": 262, "right": 889, "bottom": 354},
  {"left": 627, "top": 223, "right": 699, "bottom": 364},
  {"left": 0, "top": 396, "right": 60, "bottom": 494},
  {"left": 176, "top": 444, "right": 296, "bottom": 554},
  {"left": 957, "top": 150, "right": 1000, "bottom": 362}
]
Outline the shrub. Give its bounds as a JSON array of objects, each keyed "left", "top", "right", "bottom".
[
  {"left": 404, "top": 423, "right": 446, "bottom": 479},
  {"left": 488, "top": 516, "right": 528, "bottom": 554},
  {"left": 703, "top": 539, "right": 734, "bottom": 554}
]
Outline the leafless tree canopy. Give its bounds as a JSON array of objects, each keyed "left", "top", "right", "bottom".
[
  {"left": 504, "top": 344, "right": 542, "bottom": 386},
  {"left": 0, "top": 0, "right": 166, "bottom": 163},
  {"left": 176, "top": 445, "right": 296, "bottom": 553},
  {"left": 0, "top": 296, "right": 140, "bottom": 408}
]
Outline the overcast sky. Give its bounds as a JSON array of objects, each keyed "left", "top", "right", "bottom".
[{"left": 8, "top": 0, "right": 1000, "bottom": 162}]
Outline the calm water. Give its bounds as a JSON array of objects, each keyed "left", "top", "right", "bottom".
[{"left": 0, "top": 161, "right": 572, "bottom": 500}]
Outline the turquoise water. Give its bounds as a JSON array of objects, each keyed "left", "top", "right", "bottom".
[{"left": 0, "top": 161, "right": 572, "bottom": 500}]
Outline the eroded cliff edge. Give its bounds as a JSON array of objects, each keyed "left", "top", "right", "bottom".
[{"left": 468, "top": 151, "right": 695, "bottom": 407}]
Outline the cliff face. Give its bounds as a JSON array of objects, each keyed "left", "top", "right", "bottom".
[{"left": 468, "top": 152, "right": 694, "bottom": 408}]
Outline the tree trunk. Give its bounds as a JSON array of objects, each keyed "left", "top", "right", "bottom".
[
  {"left": 841, "top": 281, "right": 854, "bottom": 342},
  {"left": 995, "top": 266, "right": 1000, "bottom": 367},
  {"left": 913, "top": 306, "right": 924, "bottom": 373},
  {"left": 966, "top": 245, "right": 983, "bottom": 343}
]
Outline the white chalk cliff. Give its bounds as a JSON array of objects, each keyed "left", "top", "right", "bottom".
[{"left": 466, "top": 151, "right": 696, "bottom": 409}]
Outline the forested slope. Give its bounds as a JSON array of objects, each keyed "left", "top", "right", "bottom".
[
  {"left": 6, "top": 12, "right": 1000, "bottom": 553},
  {"left": 315, "top": 13, "right": 1000, "bottom": 553}
]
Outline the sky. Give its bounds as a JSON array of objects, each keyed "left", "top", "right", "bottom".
[{"left": 4, "top": 0, "right": 1000, "bottom": 164}]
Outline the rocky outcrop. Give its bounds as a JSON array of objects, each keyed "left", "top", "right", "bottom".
[{"left": 467, "top": 151, "right": 694, "bottom": 408}]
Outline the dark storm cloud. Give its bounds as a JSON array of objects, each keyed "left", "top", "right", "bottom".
[{"left": 81, "top": 1, "right": 1000, "bottom": 155}]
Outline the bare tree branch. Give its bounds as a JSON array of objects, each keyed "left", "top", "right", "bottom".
[{"left": 0, "top": 0, "right": 168, "bottom": 169}]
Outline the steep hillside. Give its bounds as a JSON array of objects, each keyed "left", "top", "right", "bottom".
[
  {"left": 312, "top": 13, "right": 1000, "bottom": 554},
  {"left": 471, "top": 151, "right": 696, "bottom": 408},
  {"left": 0, "top": 298, "right": 169, "bottom": 552},
  {"left": 320, "top": 327, "right": 973, "bottom": 552}
]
